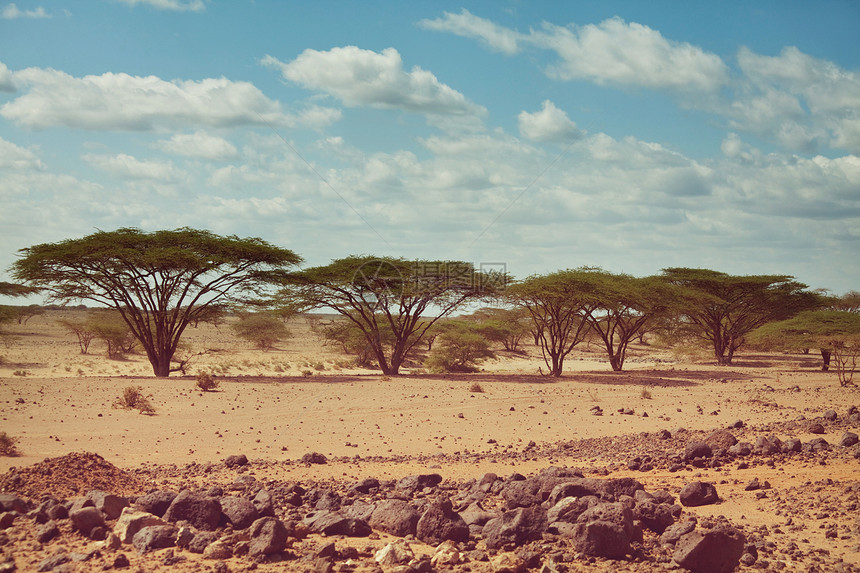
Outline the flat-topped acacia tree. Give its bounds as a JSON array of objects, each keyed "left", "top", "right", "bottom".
[
  {"left": 661, "top": 268, "right": 822, "bottom": 365},
  {"left": 279, "top": 255, "right": 502, "bottom": 375},
  {"left": 11, "top": 228, "right": 302, "bottom": 377}
]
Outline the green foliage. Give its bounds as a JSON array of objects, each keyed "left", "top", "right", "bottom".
[
  {"left": 88, "top": 311, "right": 138, "bottom": 358},
  {"left": 661, "top": 268, "right": 823, "bottom": 365},
  {"left": 504, "top": 270, "right": 594, "bottom": 376},
  {"left": 322, "top": 318, "right": 394, "bottom": 368},
  {"left": 58, "top": 317, "right": 97, "bottom": 354},
  {"left": 11, "top": 227, "right": 302, "bottom": 376},
  {"left": 467, "top": 307, "right": 530, "bottom": 352},
  {"left": 113, "top": 386, "right": 156, "bottom": 415},
  {"left": 0, "top": 432, "right": 18, "bottom": 456},
  {"left": 232, "top": 312, "right": 290, "bottom": 351},
  {"left": 426, "top": 323, "right": 495, "bottom": 373},
  {"left": 196, "top": 371, "right": 220, "bottom": 391},
  {"left": 751, "top": 310, "right": 860, "bottom": 386},
  {"left": 280, "top": 256, "right": 499, "bottom": 375}
]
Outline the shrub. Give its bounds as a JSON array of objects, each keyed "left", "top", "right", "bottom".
[
  {"left": 426, "top": 324, "right": 495, "bottom": 373},
  {"left": 232, "top": 312, "right": 290, "bottom": 351},
  {"left": 0, "top": 432, "right": 19, "bottom": 456},
  {"left": 301, "top": 369, "right": 313, "bottom": 377},
  {"left": 88, "top": 311, "right": 138, "bottom": 358},
  {"left": 640, "top": 387, "right": 653, "bottom": 400},
  {"left": 196, "top": 372, "right": 220, "bottom": 392},
  {"left": 113, "top": 386, "right": 156, "bottom": 415},
  {"left": 469, "top": 382, "right": 485, "bottom": 393},
  {"left": 59, "top": 318, "right": 97, "bottom": 354}
]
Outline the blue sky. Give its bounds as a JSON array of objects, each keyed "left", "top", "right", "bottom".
[{"left": 1, "top": 0, "right": 859, "bottom": 298}]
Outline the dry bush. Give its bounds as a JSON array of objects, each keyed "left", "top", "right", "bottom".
[
  {"left": 469, "top": 382, "right": 485, "bottom": 393},
  {"left": 196, "top": 371, "right": 220, "bottom": 392},
  {"left": 113, "top": 386, "right": 156, "bottom": 415},
  {"left": 0, "top": 432, "right": 19, "bottom": 456}
]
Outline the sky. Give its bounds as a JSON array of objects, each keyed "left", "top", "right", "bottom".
[{"left": 1, "top": 0, "right": 859, "bottom": 300}]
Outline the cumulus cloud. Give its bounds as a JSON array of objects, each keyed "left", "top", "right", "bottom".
[
  {"left": 262, "top": 47, "right": 486, "bottom": 116},
  {"left": 0, "top": 137, "right": 44, "bottom": 170},
  {"left": 0, "top": 66, "right": 297, "bottom": 131},
  {"left": 518, "top": 100, "right": 584, "bottom": 142},
  {"left": 418, "top": 9, "right": 522, "bottom": 55},
  {"left": 1, "top": 3, "right": 49, "bottom": 19},
  {"left": 531, "top": 18, "right": 729, "bottom": 93},
  {"left": 83, "top": 153, "right": 182, "bottom": 181},
  {"left": 0, "top": 62, "right": 15, "bottom": 92},
  {"left": 155, "top": 131, "right": 238, "bottom": 160},
  {"left": 729, "top": 46, "right": 860, "bottom": 153},
  {"left": 114, "top": 0, "right": 206, "bottom": 11}
]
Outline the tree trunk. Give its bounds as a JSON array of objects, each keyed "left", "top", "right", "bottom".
[
  {"left": 820, "top": 348, "right": 831, "bottom": 371},
  {"left": 150, "top": 354, "right": 172, "bottom": 377},
  {"left": 609, "top": 352, "right": 624, "bottom": 371}
]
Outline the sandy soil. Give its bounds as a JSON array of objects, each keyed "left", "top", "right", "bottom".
[{"left": 0, "top": 310, "right": 858, "bottom": 571}]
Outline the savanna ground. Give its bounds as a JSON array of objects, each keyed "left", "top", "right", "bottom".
[{"left": 0, "top": 309, "right": 858, "bottom": 571}]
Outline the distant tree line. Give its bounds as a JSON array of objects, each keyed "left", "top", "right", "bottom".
[{"left": 4, "top": 227, "right": 856, "bottom": 381}]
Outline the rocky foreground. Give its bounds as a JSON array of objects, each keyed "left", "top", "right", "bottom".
[{"left": 0, "top": 408, "right": 859, "bottom": 573}]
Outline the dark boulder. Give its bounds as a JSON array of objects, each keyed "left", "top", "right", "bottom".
[
  {"left": 673, "top": 525, "right": 745, "bottom": 573},
  {"left": 249, "top": 516, "right": 290, "bottom": 557},
  {"left": 482, "top": 505, "right": 547, "bottom": 550},
  {"left": 415, "top": 498, "right": 469, "bottom": 546},
  {"left": 135, "top": 490, "right": 177, "bottom": 517},
  {"left": 132, "top": 525, "right": 177, "bottom": 554},
  {"left": 163, "top": 490, "right": 221, "bottom": 531},
  {"left": 220, "top": 496, "right": 259, "bottom": 530},
  {"left": 680, "top": 482, "right": 719, "bottom": 507},
  {"left": 368, "top": 499, "right": 420, "bottom": 537}
]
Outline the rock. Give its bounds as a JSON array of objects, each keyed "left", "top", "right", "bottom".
[
  {"left": 36, "top": 520, "right": 60, "bottom": 543},
  {"left": 188, "top": 531, "right": 219, "bottom": 553},
  {"left": 132, "top": 525, "right": 177, "bottom": 554},
  {"left": 224, "top": 454, "right": 248, "bottom": 467},
  {"left": 546, "top": 496, "right": 599, "bottom": 524},
  {"left": 431, "top": 540, "right": 462, "bottom": 567},
  {"left": 368, "top": 499, "right": 420, "bottom": 537},
  {"left": 661, "top": 520, "right": 697, "bottom": 546},
  {"left": 0, "top": 494, "right": 30, "bottom": 514},
  {"left": 567, "top": 502, "right": 636, "bottom": 559},
  {"left": 823, "top": 409, "right": 838, "bottom": 421},
  {"left": 70, "top": 506, "right": 106, "bottom": 538},
  {"left": 490, "top": 551, "right": 526, "bottom": 573},
  {"left": 135, "top": 490, "right": 177, "bottom": 517},
  {"left": 807, "top": 437, "right": 831, "bottom": 451},
  {"left": 396, "top": 473, "right": 443, "bottom": 493},
  {"left": 37, "top": 553, "right": 70, "bottom": 572},
  {"left": 673, "top": 525, "right": 745, "bottom": 573},
  {"left": 809, "top": 422, "right": 826, "bottom": 434},
  {"left": 705, "top": 430, "right": 738, "bottom": 450},
  {"left": 680, "top": 482, "right": 719, "bottom": 507},
  {"left": 352, "top": 477, "right": 380, "bottom": 494},
  {"left": 782, "top": 438, "right": 802, "bottom": 453},
  {"left": 501, "top": 478, "right": 542, "bottom": 509},
  {"left": 684, "top": 441, "right": 713, "bottom": 461},
  {"left": 203, "top": 540, "right": 233, "bottom": 559},
  {"left": 415, "top": 498, "right": 469, "bottom": 546},
  {"left": 634, "top": 501, "right": 676, "bottom": 534},
  {"left": 482, "top": 506, "right": 547, "bottom": 550},
  {"left": 113, "top": 553, "right": 130, "bottom": 568},
  {"left": 752, "top": 436, "right": 780, "bottom": 455},
  {"left": 303, "top": 510, "right": 371, "bottom": 537},
  {"left": 301, "top": 452, "right": 328, "bottom": 464},
  {"left": 840, "top": 432, "right": 859, "bottom": 447},
  {"left": 163, "top": 490, "right": 221, "bottom": 531},
  {"left": 114, "top": 507, "right": 168, "bottom": 544},
  {"left": 375, "top": 539, "right": 414, "bottom": 566},
  {"left": 0, "top": 513, "right": 14, "bottom": 530},
  {"left": 47, "top": 503, "right": 69, "bottom": 521},
  {"left": 87, "top": 490, "right": 128, "bottom": 520},
  {"left": 220, "top": 496, "right": 259, "bottom": 530},
  {"left": 248, "top": 516, "right": 289, "bottom": 557},
  {"left": 252, "top": 488, "right": 276, "bottom": 517},
  {"left": 727, "top": 442, "right": 752, "bottom": 457}
]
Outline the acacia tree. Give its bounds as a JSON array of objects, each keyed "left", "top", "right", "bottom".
[
  {"left": 574, "top": 269, "right": 680, "bottom": 371},
  {"left": 11, "top": 228, "right": 301, "bottom": 377},
  {"left": 505, "top": 270, "right": 593, "bottom": 376},
  {"left": 279, "top": 256, "right": 501, "bottom": 375},
  {"left": 661, "top": 268, "right": 822, "bottom": 365}
]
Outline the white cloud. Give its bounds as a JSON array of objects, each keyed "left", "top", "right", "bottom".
[
  {"left": 518, "top": 100, "right": 585, "bottom": 142},
  {"left": 532, "top": 18, "right": 729, "bottom": 93},
  {"left": 730, "top": 46, "right": 860, "bottom": 153},
  {"left": 263, "top": 47, "right": 486, "bottom": 116},
  {"left": 0, "top": 62, "right": 16, "bottom": 92},
  {"left": 0, "top": 66, "right": 299, "bottom": 131},
  {"left": 155, "top": 131, "right": 238, "bottom": 160},
  {"left": 0, "top": 137, "right": 44, "bottom": 170},
  {"left": 418, "top": 9, "right": 522, "bottom": 55},
  {"left": 114, "top": 0, "right": 206, "bottom": 12},
  {"left": 83, "top": 153, "right": 182, "bottom": 181},
  {"left": 1, "top": 3, "right": 49, "bottom": 19}
]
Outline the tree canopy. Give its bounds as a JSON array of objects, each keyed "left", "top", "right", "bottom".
[
  {"left": 278, "top": 255, "right": 502, "bottom": 375},
  {"left": 10, "top": 227, "right": 302, "bottom": 376},
  {"left": 505, "top": 270, "right": 593, "bottom": 376},
  {"left": 661, "top": 268, "right": 822, "bottom": 365}
]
